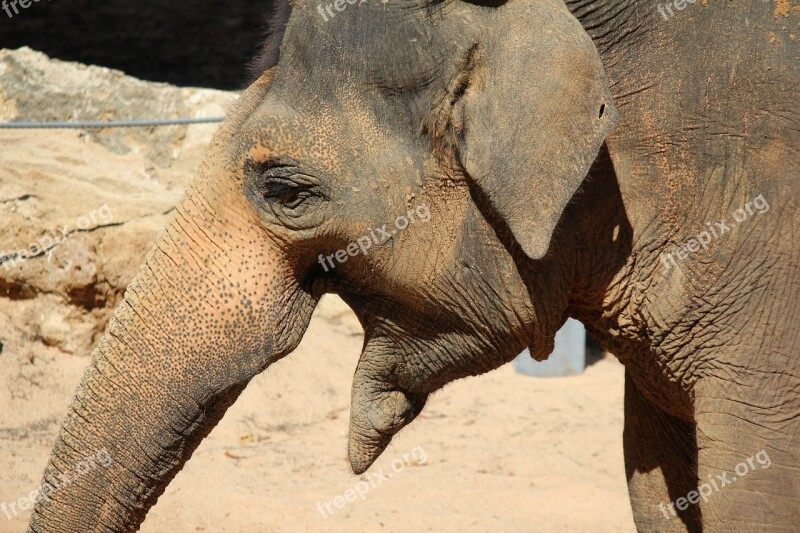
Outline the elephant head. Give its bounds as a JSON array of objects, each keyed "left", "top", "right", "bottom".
[{"left": 30, "top": 0, "right": 617, "bottom": 530}]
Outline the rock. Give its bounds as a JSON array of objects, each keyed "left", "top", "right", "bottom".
[
  {"left": 0, "top": 48, "right": 235, "bottom": 358},
  {"left": 0, "top": 47, "right": 235, "bottom": 169},
  {"left": 38, "top": 312, "right": 71, "bottom": 350}
]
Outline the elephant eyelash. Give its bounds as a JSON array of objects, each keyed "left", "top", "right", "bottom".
[
  {"left": 245, "top": 159, "right": 328, "bottom": 214},
  {"left": 258, "top": 163, "right": 320, "bottom": 188},
  {"left": 260, "top": 176, "right": 304, "bottom": 195},
  {"left": 260, "top": 177, "right": 312, "bottom": 206},
  {"left": 257, "top": 168, "right": 328, "bottom": 213}
]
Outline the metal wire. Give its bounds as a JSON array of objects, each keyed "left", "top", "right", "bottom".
[{"left": 0, "top": 117, "right": 225, "bottom": 129}]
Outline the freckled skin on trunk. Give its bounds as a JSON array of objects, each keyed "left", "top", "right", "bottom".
[
  {"left": 29, "top": 71, "right": 318, "bottom": 532},
  {"left": 29, "top": 194, "right": 314, "bottom": 531}
]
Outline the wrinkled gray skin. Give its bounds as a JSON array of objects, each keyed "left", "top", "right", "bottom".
[{"left": 30, "top": 0, "right": 799, "bottom": 531}]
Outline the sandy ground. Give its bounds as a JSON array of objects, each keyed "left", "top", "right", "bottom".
[{"left": 0, "top": 296, "right": 635, "bottom": 533}]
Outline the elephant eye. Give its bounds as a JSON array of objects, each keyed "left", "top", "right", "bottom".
[
  {"left": 261, "top": 177, "right": 312, "bottom": 209},
  {"left": 254, "top": 165, "right": 326, "bottom": 219}
]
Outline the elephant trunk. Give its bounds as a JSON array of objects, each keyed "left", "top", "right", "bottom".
[
  {"left": 29, "top": 182, "right": 316, "bottom": 532},
  {"left": 28, "top": 337, "right": 247, "bottom": 532}
]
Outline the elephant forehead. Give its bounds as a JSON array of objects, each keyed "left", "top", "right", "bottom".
[
  {"left": 279, "top": 0, "right": 473, "bottom": 96},
  {"left": 236, "top": 100, "right": 345, "bottom": 174},
  {"left": 239, "top": 88, "right": 406, "bottom": 180}
]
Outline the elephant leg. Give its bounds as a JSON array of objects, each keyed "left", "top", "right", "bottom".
[
  {"left": 694, "top": 378, "right": 800, "bottom": 532},
  {"left": 624, "top": 372, "right": 701, "bottom": 532}
]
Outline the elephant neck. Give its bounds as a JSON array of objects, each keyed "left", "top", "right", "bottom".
[{"left": 563, "top": 0, "right": 653, "bottom": 59}]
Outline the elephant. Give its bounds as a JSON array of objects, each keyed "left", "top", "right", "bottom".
[{"left": 29, "top": 0, "right": 798, "bottom": 531}]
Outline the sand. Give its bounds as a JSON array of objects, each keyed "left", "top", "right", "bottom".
[{"left": 0, "top": 296, "right": 635, "bottom": 532}]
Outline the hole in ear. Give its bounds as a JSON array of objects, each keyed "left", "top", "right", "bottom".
[{"left": 599, "top": 104, "right": 606, "bottom": 118}]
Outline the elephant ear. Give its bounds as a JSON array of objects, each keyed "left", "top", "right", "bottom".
[{"left": 457, "top": 0, "right": 618, "bottom": 259}]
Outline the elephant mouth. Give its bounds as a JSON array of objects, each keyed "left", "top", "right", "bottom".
[
  {"left": 376, "top": 387, "right": 428, "bottom": 432},
  {"left": 349, "top": 382, "right": 429, "bottom": 474}
]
